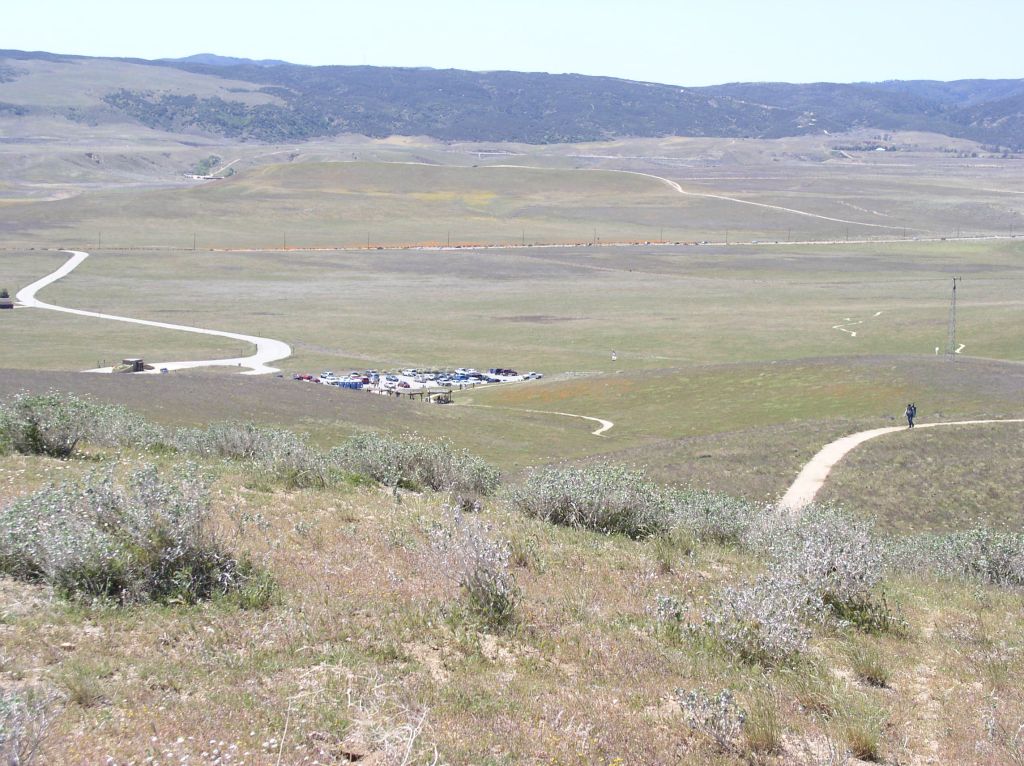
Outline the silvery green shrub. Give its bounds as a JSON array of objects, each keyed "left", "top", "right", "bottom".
[
  {"left": 331, "top": 432, "right": 499, "bottom": 495},
  {"left": 431, "top": 510, "right": 520, "bottom": 628},
  {"left": 761, "top": 507, "right": 886, "bottom": 624},
  {"left": 0, "top": 391, "right": 165, "bottom": 457},
  {"left": 893, "top": 529, "right": 1024, "bottom": 586},
  {"left": 0, "top": 464, "right": 261, "bottom": 604},
  {"left": 677, "top": 688, "right": 746, "bottom": 754},
  {"left": 173, "top": 422, "right": 331, "bottom": 489},
  {"left": 0, "top": 687, "right": 60, "bottom": 766},
  {"left": 671, "top": 489, "right": 758, "bottom": 545},
  {"left": 0, "top": 392, "right": 97, "bottom": 457},
  {"left": 698, "top": 572, "right": 821, "bottom": 665},
  {"left": 505, "top": 464, "right": 671, "bottom": 539}
]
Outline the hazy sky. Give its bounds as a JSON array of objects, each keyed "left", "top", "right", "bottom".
[{"left": 4, "top": 0, "right": 1022, "bottom": 85}]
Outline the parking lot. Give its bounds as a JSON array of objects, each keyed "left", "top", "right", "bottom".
[{"left": 292, "top": 366, "right": 543, "bottom": 396}]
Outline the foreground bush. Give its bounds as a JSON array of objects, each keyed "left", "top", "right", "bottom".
[
  {"left": 505, "top": 464, "right": 671, "bottom": 539},
  {"left": 332, "top": 432, "right": 499, "bottom": 495},
  {"left": 0, "top": 392, "right": 99, "bottom": 457},
  {"left": 173, "top": 422, "right": 331, "bottom": 489},
  {"left": 431, "top": 511, "right": 520, "bottom": 629},
  {"left": 677, "top": 688, "right": 746, "bottom": 755},
  {"left": 760, "top": 508, "right": 892, "bottom": 630},
  {"left": 698, "top": 572, "right": 820, "bottom": 665},
  {"left": 671, "top": 489, "right": 758, "bottom": 545},
  {"left": 0, "top": 391, "right": 165, "bottom": 457},
  {"left": 0, "top": 464, "right": 266, "bottom": 605},
  {"left": 0, "top": 687, "right": 60, "bottom": 765},
  {"left": 893, "top": 528, "right": 1024, "bottom": 586},
  {"left": 688, "top": 507, "right": 898, "bottom": 665}
]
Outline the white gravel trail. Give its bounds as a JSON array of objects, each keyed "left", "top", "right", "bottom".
[{"left": 16, "top": 250, "right": 291, "bottom": 375}]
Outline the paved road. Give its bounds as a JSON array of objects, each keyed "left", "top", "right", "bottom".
[
  {"left": 779, "top": 419, "right": 1024, "bottom": 511},
  {"left": 16, "top": 249, "right": 291, "bottom": 375}
]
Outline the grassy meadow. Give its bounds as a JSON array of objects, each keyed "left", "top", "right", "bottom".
[
  {"left": 2, "top": 138, "right": 1023, "bottom": 522},
  {"left": 2, "top": 132, "right": 1024, "bottom": 765}
]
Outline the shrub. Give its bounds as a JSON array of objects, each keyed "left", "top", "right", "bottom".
[
  {"left": 671, "top": 489, "right": 757, "bottom": 546},
  {"left": 758, "top": 507, "right": 895, "bottom": 631},
  {"left": 505, "top": 464, "right": 671, "bottom": 539},
  {"left": 0, "top": 687, "right": 61, "bottom": 765},
  {"left": 0, "top": 391, "right": 166, "bottom": 457},
  {"left": 431, "top": 511, "right": 520, "bottom": 629},
  {"left": 677, "top": 688, "right": 746, "bottom": 754},
  {"left": 893, "top": 528, "right": 1024, "bottom": 586},
  {"left": 697, "top": 572, "right": 821, "bottom": 666},
  {"left": 0, "top": 288, "right": 9, "bottom": 299},
  {"left": 0, "top": 392, "right": 97, "bottom": 457},
  {"left": 332, "top": 432, "right": 499, "bottom": 495},
  {"left": 173, "top": 422, "right": 331, "bottom": 489},
  {"left": 0, "top": 464, "right": 265, "bottom": 605}
]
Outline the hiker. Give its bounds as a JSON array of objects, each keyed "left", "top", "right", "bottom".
[{"left": 905, "top": 402, "right": 916, "bottom": 428}]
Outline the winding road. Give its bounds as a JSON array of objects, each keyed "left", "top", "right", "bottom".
[
  {"left": 16, "top": 250, "right": 291, "bottom": 375},
  {"left": 779, "top": 418, "right": 1024, "bottom": 511}
]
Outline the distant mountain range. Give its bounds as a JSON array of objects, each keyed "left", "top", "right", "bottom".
[{"left": 1, "top": 49, "right": 1022, "bottom": 147}]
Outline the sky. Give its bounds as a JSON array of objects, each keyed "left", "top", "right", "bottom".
[{"left": 4, "top": 0, "right": 1022, "bottom": 86}]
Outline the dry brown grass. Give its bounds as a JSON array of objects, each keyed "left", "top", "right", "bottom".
[{"left": 1, "top": 450, "right": 1023, "bottom": 764}]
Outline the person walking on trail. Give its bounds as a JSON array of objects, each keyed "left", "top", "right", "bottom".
[{"left": 905, "top": 402, "right": 917, "bottom": 428}]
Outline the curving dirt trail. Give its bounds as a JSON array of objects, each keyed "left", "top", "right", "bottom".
[
  {"left": 460, "top": 402, "right": 613, "bottom": 436},
  {"left": 779, "top": 418, "right": 1024, "bottom": 510},
  {"left": 16, "top": 250, "right": 291, "bottom": 375}
]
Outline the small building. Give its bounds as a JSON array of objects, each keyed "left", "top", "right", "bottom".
[{"left": 122, "top": 358, "right": 145, "bottom": 372}]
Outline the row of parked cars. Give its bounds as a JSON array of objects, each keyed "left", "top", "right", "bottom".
[{"left": 293, "top": 367, "right": 543, "bottom": 391}]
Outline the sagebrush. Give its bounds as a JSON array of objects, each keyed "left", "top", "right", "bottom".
[{"left": 0, "top": 464, "right": 266, "bottom": 605}]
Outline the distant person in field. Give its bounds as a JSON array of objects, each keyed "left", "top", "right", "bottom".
[{"left": 905, "top": 402, "right": 917, "bottom": 428}]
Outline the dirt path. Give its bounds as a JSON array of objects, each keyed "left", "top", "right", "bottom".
[
  {"left": 461, "top": 403, "right": 613, "bottom": 436},
  {"left": 607, "top": 169, "right": 920, "bottom": 232},
  {"left": 780, "top": 418, "right": 1024, "bottom": 510},
  {"left": 16, "top": 250, "right": 292, "bottom": 375}
]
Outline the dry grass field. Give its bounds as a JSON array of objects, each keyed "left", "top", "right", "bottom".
[
  {"left": 2, "top": 131, "right": 1024, "bottom": 765},
  {"left": 2, "top": 149, "right": 1023, "bottom": 521},
  {"left": 1, "top": 439, "right": 1023, "bottom": 765}
]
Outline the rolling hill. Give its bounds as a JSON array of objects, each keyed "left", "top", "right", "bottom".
[{"left": 1, "top": 48, "right": 1022, "bottom": 147}]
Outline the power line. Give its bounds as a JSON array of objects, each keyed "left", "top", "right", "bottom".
[{"left": 947, "top": 276, "right": 962, "bottom": 356}]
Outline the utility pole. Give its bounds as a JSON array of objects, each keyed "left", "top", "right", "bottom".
[
  {"left": 725, "top": 229, "right": 729, "bottom": 245},
  {"left": 193, "top": 233, "right": 197, "bottom": 252},
  {"left": 98, "top": 232, "right": 101, "bottom": 250},
  {"left": 946, "top": 276, "right": 962, "bottom": 356}
]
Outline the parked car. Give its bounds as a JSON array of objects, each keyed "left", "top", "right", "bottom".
[{"left": 398, "top": 381, "right": 411, "bottom": 388}]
